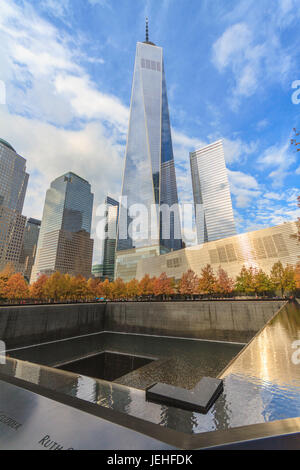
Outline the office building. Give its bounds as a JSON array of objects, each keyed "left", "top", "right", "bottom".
[
  {"left": 19, "top": 218, "right": 41, "bottom": 281},
  {"left": 0, "top": 138, "right": 29, "bottom": 272},
  {"left": 92, "top": 264, "right": 104, "bottom": 279},
  {"left": 190, "top": 140, "right": 236, "bottom": 244},
  {"left": 31, "top": 172, "right": 94, "bottom": 282},
  {"left": 115, "top": 22, "right": 182, "bottom": 281},
  {"left": 103, "top": 196, "right": 119, "bottom": 281}
]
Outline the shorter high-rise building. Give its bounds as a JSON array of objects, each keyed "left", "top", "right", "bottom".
[
  {"left": 19, "top": 218, "right": 41, "bottom": 281},
  {"left": 31, "top": 172, "right": 94, "bottom": 283},
  {"left": 103, "top": 196, "right": 119, "bottom": 281},
  {"left": 0, "top": 138, "right": 29, "bottom": 272},
  {"left": 190, "top": 140, "right": 236, "bottom": 244},
  {"left": 92, "top": 264, "right": 104, "bottom": 278}
]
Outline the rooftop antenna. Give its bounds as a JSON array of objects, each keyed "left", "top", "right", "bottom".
[{"left": 146, "top": 17, "right": 149, "bottom": 42}]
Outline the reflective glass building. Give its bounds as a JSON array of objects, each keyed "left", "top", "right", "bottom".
[
  {"left": 0, "top": 138, "right": 29, "bottom": 272},
  {"left": 116, "top": 29, "right": 182, "bottom": 280},
  {"left": 31, "top": 172, "right": 94, "bottom": 282},
  {"left": 190, "top": 140, "right": 236, "bottom": 244},
  {"left": 102, "top": 196, "right": 119, "bottom": 281},
  {"left": 19, "top": 218, "right": 41, "bottom": 281}
]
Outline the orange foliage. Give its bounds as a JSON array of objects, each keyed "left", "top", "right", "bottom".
[
  {"left": 153, "top": 273, "right": 174, "bottom": 298},
  {"left": 198, "top": 264, "right": 217, "bottom": 295},
  {"left": 29, "top": 274, "right": 48, "bottom": 299},
  {"left": 178, "top": 269, "right": 199, "bottom": 296},
  {"left": 4, "top": 273, "right": 29, "bottom": 300}
]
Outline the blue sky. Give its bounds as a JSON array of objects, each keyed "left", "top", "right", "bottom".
[{"left": 0, "top": 0, "right": 299, "bottom": 261}]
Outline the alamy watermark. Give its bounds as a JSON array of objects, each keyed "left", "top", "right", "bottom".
[
  {"left": 95, "top": 199, "right": 200, "bottom": 244},
  {"left": 291, "top": 80, "right": 300, "bottom": 104},
  {"left": 291, "top": 340, "right": 300, "bottom": 365},
  {"left": 0, "top": 340, "right": 6, "bottom": 365},
  {"left": 0, "top": 80, "right": 6, "bottom": 105}
]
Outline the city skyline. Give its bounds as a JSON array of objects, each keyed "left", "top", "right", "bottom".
[{"left": 0, "top": 1, "right": 299, "bottom": 265}]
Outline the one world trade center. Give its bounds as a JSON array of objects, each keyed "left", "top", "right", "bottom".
[{"left": 115, "top": 21, "right": 182, "bottom": 281}]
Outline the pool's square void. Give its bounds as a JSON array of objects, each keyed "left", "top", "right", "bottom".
[{"left": 56, "top": 351, "right": 154, "bottom": 381}]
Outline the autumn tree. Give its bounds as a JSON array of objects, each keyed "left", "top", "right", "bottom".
[
  {"left": 0, "top": 278, "right": 6, "bottom": 300},
  {"left": 44, "top": 272, "right": 70, "bottom": 301},
  {"left": 69, "top": 275, "right": 89, "bottom": 300},
  {"left": 138, "top": 274, "right": 155, "bottom": 299},
  {"left": 97, "top": 279, "right": 112, "bottom": 299},
  {"left": 110, "top": 278, "right": 126, "bottom": 300},
  {"left": 29, "top": 274, "right": 48, "bottom": 300},
  {"left": 215, "top": 266, "right": 234, "bottom": 297},
  {"left": 178, "top": 270, "right": 199, "bottom": 299},
  {"left": 87, "top": 277, "right": 100, "bottom": 299},
  {"left": 253, "top": 269, "right": 272, "bottom": 295},
  {"left": 270, "top": 261, "right": 296, "bottom": 296},
  {"left": 198, "top": 264, "right": 217, "bottom": 296},
  {"left": 235, "top": 266, "right": 256, "bottom": 295},
  {"left": 126, "top": 279, "right": 139, "bottom": 300},
  {"left": 4, "top": 273, "right": 29, "bottom": 300},
  {"left": 153, "top": 273, "right": 174, "bottom": 299}
]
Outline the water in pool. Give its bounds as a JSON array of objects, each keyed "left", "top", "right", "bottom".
[{"left": 7, "top": 332, "right": 243, "bottom": 389}]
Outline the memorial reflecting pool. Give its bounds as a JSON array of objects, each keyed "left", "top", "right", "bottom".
[
  {"left": 6, "top": 332, "right": 243, "bottom": 390},
  {"left": 0, "top": 301, "right": 299, "bottom": 448}
]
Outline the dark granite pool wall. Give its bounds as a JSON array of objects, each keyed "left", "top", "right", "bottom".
[
  {"left": 0, "top": 300, "right": 285, "bottom": 348},
  {"left": 105, "top": 301, "right": 286, "bottom": 343},
  {"left": 0, "top": 303, "right": 106, "bottom": 349}
]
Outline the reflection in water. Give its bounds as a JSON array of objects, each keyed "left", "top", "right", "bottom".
[
  {"left": 8, "top": 332, "right": 242, "bottom": 390},
  {"left": 221, "top": 302, "right": 300, "bottom": 387},
  {"left": 0, "top": 302, "right": 299, "bottom": 436}
]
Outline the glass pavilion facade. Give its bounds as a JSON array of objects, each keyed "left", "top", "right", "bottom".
[{"left": 115, "top": 37, "right": 182, "bottom": 280}]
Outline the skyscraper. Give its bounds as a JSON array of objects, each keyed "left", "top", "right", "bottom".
[
  {"left": 190, "top": 140, "right": 236, "bottom": 244},
  {"left": 19, "top": 218, "right": 41, "bottom": 281},
  {"left": 0, "top": 138, "right": 29, "bottom": 272},
  {"left": 102, "top": 196, "right": 119, "bottom": 281},
  {"left": 115, "top": 21, "right": 182, "bottom": 280},
  {"left": 31, "top": 172, "right": 94, "bottom": 283}
]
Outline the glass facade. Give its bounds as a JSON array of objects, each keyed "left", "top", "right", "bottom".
[
  {"left": 19, "top": 218, "right": 41, "bottom": 281},
  {"left": 30, "top": 172, "right": 94, "bottom": 282},
  {"left": 0, "top": 139, "right": 29, "bottom": 271},
  {"left": 190, "top": 140, "right": 237, "bottom": 244},
  {"left": 92, "top": 264, "right": 103, "bottom": 278},
  {"left": 116, "top": 40, "right": 182, "bottom": 279},
  {"left": 102, "top": 196, "right": 119, "bottom": 281}
]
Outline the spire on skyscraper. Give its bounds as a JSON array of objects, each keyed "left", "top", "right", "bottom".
[
  {"left": 146, "top": 17, "right": 149, "bottom": 42},
  {"left": 144, "top": 17, "right": 155, "bottom": 46}
]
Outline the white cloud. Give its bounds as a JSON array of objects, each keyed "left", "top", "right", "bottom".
[
  {"left": 228, "top": 169, "right": 261, "bottom": 208},
  {"left": 212, "top": 16, "right": 292, "bottom": 108},
  {"left": 263, "top": 192, "right": 283, "bottom": 200},
  {"left": 54, "top": 74, "right": 128, "bottom": 131},
  {"left": 223, "top": 137, "right": 257, "bottom": 164},
  {"left": 213, "top": 23, "right": 252, "bottom": 71},
  {"left": 256, "top": 119, "right": 269, "bottom": 130},
  {"left": 258, "top": 141, "right": 296, "bottom": 187}
]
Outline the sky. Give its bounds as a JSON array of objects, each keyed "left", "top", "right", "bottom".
[{"left": 0, "top": 0, "right": 299, "bottom": 263}]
